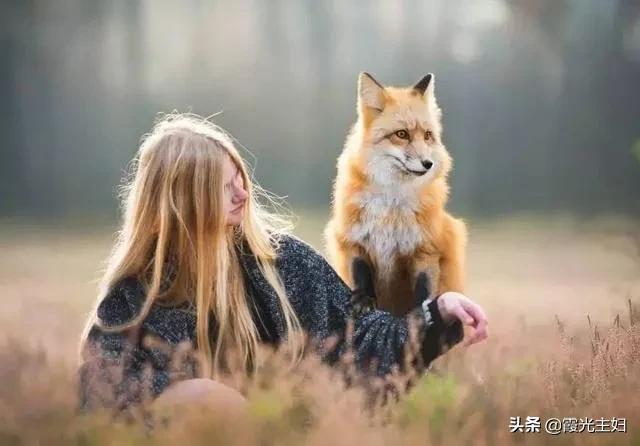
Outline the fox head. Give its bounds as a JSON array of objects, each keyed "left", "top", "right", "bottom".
[{"left": 351, "top": 72, "right": 452, "bottom": 187}]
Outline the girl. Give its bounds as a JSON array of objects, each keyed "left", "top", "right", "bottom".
[{"left": 78, "top": 113, "right": 488, "bottom": 413}]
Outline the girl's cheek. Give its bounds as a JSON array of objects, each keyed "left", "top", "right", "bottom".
[{"left": 225, "top": 192, "right": 234, "bottom": 210}]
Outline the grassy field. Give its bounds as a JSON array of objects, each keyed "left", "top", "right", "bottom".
[{"left": 0, "top": 212, "right": 639, "bottom": 445}]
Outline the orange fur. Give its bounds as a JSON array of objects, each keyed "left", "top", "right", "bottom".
[{"left": 325, "top": 73, "right": 467, "bottom": 316}]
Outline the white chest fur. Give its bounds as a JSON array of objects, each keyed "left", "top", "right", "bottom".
[{"left": 347, "top": 186, "right": 423, "bottom": 264}]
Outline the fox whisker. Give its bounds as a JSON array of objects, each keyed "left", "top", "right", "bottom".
[
  {"left": 385, "top": 154, "right": 425, "bottom": 176},
  {"left": 385, "top": 154, "right": 409, "bottom": 171}
]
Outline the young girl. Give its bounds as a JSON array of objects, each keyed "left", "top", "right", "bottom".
[{"left": 78, "top": 113, "right": 488, "bottom": 413}]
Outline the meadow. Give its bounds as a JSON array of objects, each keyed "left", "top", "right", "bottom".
[{"left": 0, "top": 212, "right": 638, "bottom": 445}]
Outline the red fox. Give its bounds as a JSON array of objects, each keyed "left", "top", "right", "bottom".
[{"left": 325, "top": 72, "right": 467, "bottom": 317}]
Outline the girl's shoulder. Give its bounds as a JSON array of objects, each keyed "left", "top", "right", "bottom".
[
  {"left": 96, "top": 277, "right": 146, "bottom": 327},
  {"left": 94, "top": 276, "right": 196, "bottom": 345}
]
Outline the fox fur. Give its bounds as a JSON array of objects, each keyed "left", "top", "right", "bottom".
[{"left": 325, "top": 72, "right": 467, "bottom": 317}]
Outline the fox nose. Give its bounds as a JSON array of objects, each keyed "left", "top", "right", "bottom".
[{"left": 421, "top": 160, "right": 434, "bottom": 170}]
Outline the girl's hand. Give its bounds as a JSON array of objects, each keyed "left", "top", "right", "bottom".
[{"left": 437, "top": 291, "right": 488, "bottom": 346}]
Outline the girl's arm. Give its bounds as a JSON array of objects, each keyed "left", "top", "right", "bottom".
[
  {"left": 277, "top": 235, "right": 464, "bottom": 377},
  {"left": 321, "top": 256, "right": 464, "bottom": 375},
  {"left": 78, "top": 280, "right": 173, "bottom": 413}
]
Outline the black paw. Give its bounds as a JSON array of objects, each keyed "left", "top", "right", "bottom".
[{"left": 350, "top": 288, "right": 376, "bottom": 318}]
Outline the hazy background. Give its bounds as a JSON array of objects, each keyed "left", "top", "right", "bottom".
[
  {"left": 1, "top": 3, "right": 640, "bottom": 442},
  {"left": 2, "top": 0, "right": 640, "bottom": 221}
]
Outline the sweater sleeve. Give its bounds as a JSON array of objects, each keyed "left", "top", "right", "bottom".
[
  {"left": 274, "top": 234, "right": 463, "bottom": 377},
  {"left": 320, "top": 259, "right": 464, "bottom": 376},
  {"left": 77, "top": 280, "right": 172, "bottom": 413}
]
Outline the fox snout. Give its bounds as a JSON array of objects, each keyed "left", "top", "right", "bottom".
[
  {"left": 402, "top": 155, "right": 434, "bottom": 176},
  {"left": 408, "top": 159, "right": 433, "bottom": 176}
]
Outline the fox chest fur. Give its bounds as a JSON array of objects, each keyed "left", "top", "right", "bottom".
[
  {"left": 349, "top": 187, "right": 427, "bottom": 264},
  {"left": 346, "top": 185, "right": 443, "bottom": 314}
]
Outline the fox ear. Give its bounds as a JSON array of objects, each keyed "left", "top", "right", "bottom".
[
  {"left": 358, "top": 72, "right": 385, "bottom": 113},
  {"left": 413, "top": 73, "right": 435, "bottom": 96}
]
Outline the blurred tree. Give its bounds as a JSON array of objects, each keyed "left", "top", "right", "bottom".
[{"left": 0, "top": 0, "right": 638, "bottom": 219}]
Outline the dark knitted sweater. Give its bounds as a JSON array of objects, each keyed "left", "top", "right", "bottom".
[{"left": 78, "top": 234, "right": 463, "bottom": 412}]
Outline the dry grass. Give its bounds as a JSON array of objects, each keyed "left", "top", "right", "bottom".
[{"left": 0, "top": 213, "right": 639, "bottom": 445}]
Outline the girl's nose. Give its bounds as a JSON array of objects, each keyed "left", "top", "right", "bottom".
[{"left": 232, "top": 185, "right": 249, "bottom": 203}]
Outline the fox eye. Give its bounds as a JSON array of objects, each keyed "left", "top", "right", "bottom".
[
  {"left": 424, "top": 130, "right": 433, "bottom": 141},
  {"left": 394, "top": 129, "right": 410, "bottom": 140}
]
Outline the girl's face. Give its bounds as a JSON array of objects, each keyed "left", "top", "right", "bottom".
[{"left": 222, "top": 154, "right": 249, "bottom": 226}]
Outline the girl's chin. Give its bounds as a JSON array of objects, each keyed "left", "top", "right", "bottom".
[{"left": 227, "top": 211, "right": 244, "bottom": 226}]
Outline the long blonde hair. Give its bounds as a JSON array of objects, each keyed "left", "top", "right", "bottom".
[{"left": 80, "top": 113, "right": 304, "bottom": 378}]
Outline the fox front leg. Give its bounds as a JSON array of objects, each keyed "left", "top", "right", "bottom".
[
  {"left": 414, "top": 271, "right": 433, "bottom": 307},
  {"left": 352, "top": 256, "right": 376, "bottom": 300},
  {"left": 350, "top": 256, "right": 377, "bottom": 317},
  {"left": 412, "top": 252, "right": 440, "bottom": 306}
]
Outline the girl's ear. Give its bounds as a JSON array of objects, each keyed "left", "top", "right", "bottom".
[{"left": 358, "top": 72, "right": 386, "bottom": 114}]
